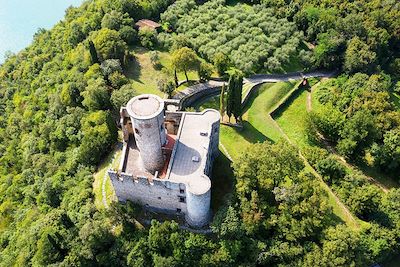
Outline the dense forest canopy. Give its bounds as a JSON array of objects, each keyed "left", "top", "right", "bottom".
[{"left": 0, "top": 0, "right": 399, "bottom": 266}]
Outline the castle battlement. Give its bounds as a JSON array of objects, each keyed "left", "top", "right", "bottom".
[{"left": 109, "top": 94, "right": 220, "bottom": 228}]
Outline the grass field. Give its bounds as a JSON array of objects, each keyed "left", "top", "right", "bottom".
[
  {"left": 211, "top": 82, "right": 296, "bottom": 160},
  {"left": 274, "top": 88, "right": 309, "bottom": 148},
  {"left": 125, "top": 47, "right": 198, "bottom": 96}
]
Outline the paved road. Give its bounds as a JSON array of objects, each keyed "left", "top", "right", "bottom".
[
  {"left": 172, "top": 80, "right": 225, "bottom": 100},
  {"left": 173, "top": 71, "right": 336, "bottom": 101},
  {"left": 244, "top": 70, "right": 336, "bottom": 85}
]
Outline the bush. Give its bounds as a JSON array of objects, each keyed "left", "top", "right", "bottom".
[
  {"left": 149, "top": 51, "right": 161, "bottom": 70},
  {"left": 109, "top": 72, "right": 128, "bottom": 89}
]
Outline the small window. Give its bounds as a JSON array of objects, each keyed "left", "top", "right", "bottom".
[
  {"left": 177, "top": 208, "right": 182, "bottom": 213},
  {"left": 179, "top": 197, "right": 185, "bottom": 203},
  {"left": 180, "top": 189, "right": 185, "bottom": 194},
  {"left": 200, "top": 131, "right": 208, "bottom": 137},
  {"left": 192, "top": 156, "right": 200, "bottom": 162}
]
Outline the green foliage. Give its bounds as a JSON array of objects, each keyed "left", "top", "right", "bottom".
[
  {"left": 171, "top": 47, "right": 199, "bottom": 82},
  {"left": 345, "top": 37, "right": 377, "bottom": 74},
  {"left": 110, "top": 84, "right": 137, "bottom": 111},
  {"left": 316, "top": 156, "right": 346, "bottom": 185},
  {"left": 157, "top": 78, "right": 175, "bottom": 98},
  {"left": 139, "top": 27, "right": 158, "bottom": 49},
  {"left": 92, "top": 28, "right": 127, "bottom": 61},
  {"left": 119, "top": 26, "right": 138, "bottom": 45},
  {"left": 162, "top": 0, "right": 303, "bottom": 74},
  {"left": 198, "top": 60, "right": 213, "bottom": 81},
  {"left": 81, "top": 78, "right": 110, "bottom": 111},
  {"left": 226, "top": 68, "right": 243, "bottom": 121}
]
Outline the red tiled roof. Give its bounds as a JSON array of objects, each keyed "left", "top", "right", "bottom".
[{"left": 135, "top": 19, "right": 161, "bottom": 29}]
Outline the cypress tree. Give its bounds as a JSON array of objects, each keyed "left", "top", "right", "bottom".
[
  {"left": 88, "top": 40, "right": 99, "bottom": 64},
  {"left": 220, "top": 83, "right": 226, "bottom": 120},
  {"left": 233, "top": 73, "right": 243, "bottom": 122},
  {"left": 226, "top": 75, "right": 235, "bottom": 122}
]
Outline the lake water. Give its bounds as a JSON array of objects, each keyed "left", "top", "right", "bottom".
[{"left": 0, "top": 0, "right": 83, "bottom": 63}]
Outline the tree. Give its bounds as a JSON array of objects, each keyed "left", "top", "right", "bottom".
[
  {"left": 100, "top": 59, "right": 123, "bottom": 78},
  {"left": 226, "top": 68, "right": 243, "bottom": 122},
  {"left": 111, "top": 83, "right": 136, "bottom": 110},
  {"left": 337, "top": 111, "right": 378, "bottom": 158},
  {"left": 371, "top": 128, "right": 400, "bottom": 176},
  {"left": 101, "top": 11, "right": 125, "bottom": 30},
  {"left": 198, "top": 60, "right": 213, "bottom": 81},
  {"left": 316, "top": 156, "right": 346, "bottom": 185},
  {"left": 233, "top": 141, "right": 304, "bottom": 233},
  {"left": 314, "top": 30, "right": 345, "bottom": 69},
  {"left": 220, "top": 83, "right": 226, "bottom": 120},
  {"left": 92, "top": 28, "right": 127, "bottom": 61},
  {"left": 344, "top": 37, "right": 377, "bottom": 74},
  {"left": 87, "top": 40, "right": 99, "bottom": 64},
  {"left": 213, "top": 52, "right": 230, "bottom": 77},
  {"left": 157, "top": 78, "right": 175, "bottom": 98},
  {"left": 81, "top": 78, "right": 110, "bottom": 111},
  {"left": 171, "top": 47, "right": 199, "bottom": 82},
  {"left": 139, "top": 27, "right": 157, "bottom": 49},
  {"left": 119, "top": 26, "right": 138, "bottom": 45},
  {"left": 302, "top": 225, "right": 367, "bottom": 267},
  {"left": 150, "top": 51, "right": 161, "bottom": 69}
]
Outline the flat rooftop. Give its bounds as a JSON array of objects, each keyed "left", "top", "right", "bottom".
[
  {"left": 126, "top": 94, "right": 164, "bottom": 119},
  {"left": 166, "top": 110, "right": 220, "bottom": 195}
]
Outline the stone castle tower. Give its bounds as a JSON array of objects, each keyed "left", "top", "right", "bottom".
[{"left": 126, "top": 94, "right": 166, "bottom": 173}]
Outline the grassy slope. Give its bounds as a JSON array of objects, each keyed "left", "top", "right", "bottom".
[
  {"left": 125, "top": 47, "right": 198, "bottom": 96},
  {"left": 93, "top": 144, "right": 122, "bottom": 210}
]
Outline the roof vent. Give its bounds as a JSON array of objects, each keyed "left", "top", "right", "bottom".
[{"left": 192, "top": 156, "right": 200, "bottom": 162}]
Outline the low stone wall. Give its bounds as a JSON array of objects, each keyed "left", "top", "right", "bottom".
[
  {"left": 270, "top": 81, "right": 305, "bottom": 118},
  {"left": 180, "top": 85, "right": 222, "bottom": 109}
]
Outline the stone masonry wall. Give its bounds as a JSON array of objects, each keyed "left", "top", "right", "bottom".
[{"left": 109, "top": 171, "right": 187, "bottom": 214}]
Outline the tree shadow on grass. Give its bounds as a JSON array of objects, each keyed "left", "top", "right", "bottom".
[
  {"left": 211, "top": 151, "right": 234, "bottom": 212},
  {"left": 238, "top": 121, "right": 273, "bottom": 144},
  {"left": 124, "top": 56, "right": 143, "bottom": 83},
  {"left": 271, "top": 85, "right": 306, "bottom": 119}
]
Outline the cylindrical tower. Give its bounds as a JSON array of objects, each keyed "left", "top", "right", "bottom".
[
  {"left": 186, "top": 175, "right": 211, "bottom": 228},
  {"left": 126, "top": 94, "right": 166, "bottom": 173}
]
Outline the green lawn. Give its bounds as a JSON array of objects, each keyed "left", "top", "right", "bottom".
[
  {"left": 274, "top": 88, "right": 309, "bottom": 148},
  {"left": 125, "top": 47, "right": 198, "bottom": 96}
]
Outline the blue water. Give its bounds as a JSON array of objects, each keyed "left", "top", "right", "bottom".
[{"left": 0, "top": 0, "right": 83, "bottom": 63}]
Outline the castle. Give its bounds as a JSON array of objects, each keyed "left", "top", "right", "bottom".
[{"left": 108, "top": 94, "right": 220, "bottom": 228}]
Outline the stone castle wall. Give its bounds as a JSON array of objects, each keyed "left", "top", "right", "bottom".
[{"left": 109, "top": 171, "right": 188, "bottom": 214}]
